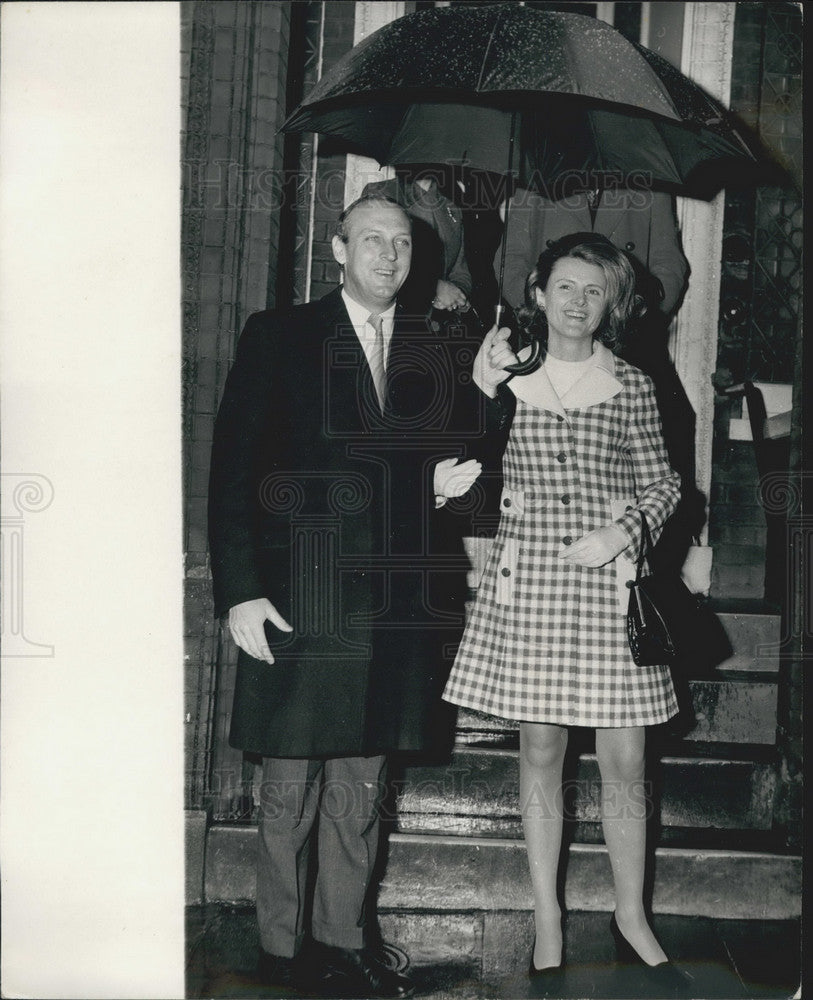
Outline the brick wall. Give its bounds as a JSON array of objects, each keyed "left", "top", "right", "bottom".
[{"left": 183, "top": 0, "right": 292, "bottom": 570}]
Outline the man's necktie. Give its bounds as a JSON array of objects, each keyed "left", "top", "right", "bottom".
[{"left": 367, "top": 312, "right": 387, "bottom": 412}]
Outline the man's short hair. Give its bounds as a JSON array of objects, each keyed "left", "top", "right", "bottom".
[{"left": 335, "top": 195, "right": 411, "bottom": 243}]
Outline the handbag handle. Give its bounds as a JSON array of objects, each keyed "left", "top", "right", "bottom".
[{"left": 634, "top": 510, "right": 654, "bottom": 581}]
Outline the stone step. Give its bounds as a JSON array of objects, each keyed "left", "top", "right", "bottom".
[
  {"left": 715, "top": 610, "right": 781, "bottom": 673},
  {"left": 375, "top": 909, "right": 802, "bottom": 996},
  {"left": 188, "top": 903, "right": 802, "bottom": 998},
  {"left": 454, "top": 672, "right": 778, "bottom": 745},
  {"left": 393, "top": 746, "right": 777, "bottom": 837},
  {"left": 379, "top": 834, "right": 801, "bottom": 921},
  {"left": 203, "top": 826, "right": 801, "bottom": 920},
  {"left": 686, "top": 675, "right": 777, "bottom": 742}
]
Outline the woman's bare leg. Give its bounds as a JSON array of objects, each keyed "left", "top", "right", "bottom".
[
  {"left": 519, "top": 721, "right": 568, "bottom": 969},
  {"left": 595, "top": 726, "right": 668, "bottom": 965}
]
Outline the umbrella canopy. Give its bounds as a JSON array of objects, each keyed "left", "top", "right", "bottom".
[{"left": 282, "top": 4, "right": 754, "bottom": 193}]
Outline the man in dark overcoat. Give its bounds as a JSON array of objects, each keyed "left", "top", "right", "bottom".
[{"left": 208, "top": 195, "right": 482, "bottom": 997}]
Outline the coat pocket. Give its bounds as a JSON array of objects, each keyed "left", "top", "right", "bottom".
[
  {"left": 499, "top": 484, "right": 526, "bottom": 518},
  {"left": 493, "top": 486, "right": 525, "bottom": 606},
  {"left": 609, "top": 496, "right": 637, "bottom": 614}
]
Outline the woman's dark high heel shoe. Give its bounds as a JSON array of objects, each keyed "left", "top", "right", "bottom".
[{"left": 610, "top": 913, "right": 693, "bottom": 996}]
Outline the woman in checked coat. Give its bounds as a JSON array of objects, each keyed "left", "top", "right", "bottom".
[{"left": 444, "top": 234, "right": 687, "bottom": 986}]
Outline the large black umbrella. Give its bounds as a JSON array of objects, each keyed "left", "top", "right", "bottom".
[
  {"left": 283, "top": 5, "right": 753, "bottom": 193},
  {"left": 282, "top": 4, "right": 756, "bottom": 370}
]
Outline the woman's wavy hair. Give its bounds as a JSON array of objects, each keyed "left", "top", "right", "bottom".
[{"left": 516, "top": 232, "right": 645, "bottom": 355}]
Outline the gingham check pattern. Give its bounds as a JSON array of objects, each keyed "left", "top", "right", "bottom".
[{"left": 444, "top": 362, "right": 681, "bottom": 727}]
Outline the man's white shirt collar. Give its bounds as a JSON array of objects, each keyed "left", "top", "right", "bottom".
[
  {"left": 341, "top": 290, "right": 396, "bottom": 339},
  {"left": 341, "top": 290, "right": 396, "bottom": 371}
]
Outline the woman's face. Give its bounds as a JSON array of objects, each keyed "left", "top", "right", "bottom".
[{"left": 535, "top": 256, "right": 609, "bottom": 357}]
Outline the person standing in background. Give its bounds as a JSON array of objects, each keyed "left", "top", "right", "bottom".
[{"left": 495, "top": 184, "right": 688, "bottom": 319}]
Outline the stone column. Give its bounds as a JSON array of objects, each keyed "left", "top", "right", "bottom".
[
  {"left": 342, "top": 2, "right": 406, "bottom": 207},
  {"left": 670, "top": 3, "right": 736, "bottom": 552},
  {"left": 594, "top": 3, "right": 616, "bottom": 27}
]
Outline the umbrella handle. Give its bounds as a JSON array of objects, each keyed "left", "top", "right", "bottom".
[
  {"left": 491, "top": 303, "right": 543, "bottom": 376},
  {"left": 503, "top": 338, "right": 543, "bottom": 376}
]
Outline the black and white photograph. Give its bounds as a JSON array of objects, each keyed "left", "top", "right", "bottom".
[{"left": 0, "top": 2, "right": 804, "bottom": 998}]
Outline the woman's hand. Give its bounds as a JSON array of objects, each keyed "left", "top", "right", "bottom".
[
  {"left": 433, "top": 279, "right": 469, "bottom": 311},
  {"left": 558, "top": 524, "right": 628, "bottom": 568},
  {"left": 228, "top": 598, "right": 293, "bottom": 663},
  {"left": 434, "top": 457, "right": 482, "bottom": 501},
  {"left": 473, "top": 325, "right": 519, "bottom": 397}
]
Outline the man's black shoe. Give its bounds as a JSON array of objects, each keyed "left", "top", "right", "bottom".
[
  {"left": 312, "top": 941, "right": 415, "bottom": 998},
  {"left": 258, "top": 948, "right": 303, "bottom": 991}
]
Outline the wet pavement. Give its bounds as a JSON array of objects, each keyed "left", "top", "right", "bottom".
[{"left": 186, "top": 905, "right": 801, "bottom": 999}]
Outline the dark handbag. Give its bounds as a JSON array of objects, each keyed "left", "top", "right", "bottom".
[{"left": 626, "top": 512, "right": 732, "bottom": 668}]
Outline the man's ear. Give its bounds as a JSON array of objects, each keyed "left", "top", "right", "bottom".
[{"left": 331, "top": 234, "right": 346, "bottom": 267}]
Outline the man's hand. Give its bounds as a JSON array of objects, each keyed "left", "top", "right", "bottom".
[
  {"left": 473, "top": 325, "right": 519, "bottom": 397},
  {"left": 434, "top": 457, "right": 482, "bottom": 500},
  {"left": 433, "top": 279, "right": 469, "bottom": 311},
  {"left": 558, "top": 525, "right": 628, "bottom": 568},
  {"left": 228, "top": 598, "right": 293, "bottom": 663}
]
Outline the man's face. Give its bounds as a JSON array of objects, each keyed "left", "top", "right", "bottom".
[{"left": 332, "top": 202, "right": 412, "bottom": 313}]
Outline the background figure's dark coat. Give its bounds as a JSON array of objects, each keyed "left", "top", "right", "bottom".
[
  {"left": 209, "top": 288, "right": 484, "bottom": 758},
  {"left": 497, "top": 188, "right": 689, "bottom": 316}
]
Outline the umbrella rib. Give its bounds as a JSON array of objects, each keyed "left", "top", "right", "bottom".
[
  {"left": 475, "top": 5, "right": 505, "bottom": 93},
  {"left": 582, "top": 110, "right": 603, "bottom": 172}
]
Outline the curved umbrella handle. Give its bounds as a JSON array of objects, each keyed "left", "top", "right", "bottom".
[{"left": 503, "top": 338, "right": 543, "bottom": 376}]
